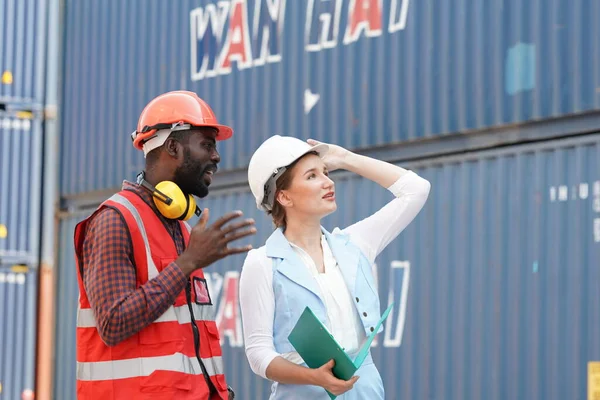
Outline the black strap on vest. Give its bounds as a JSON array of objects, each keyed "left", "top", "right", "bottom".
[{"left": 185, "top": 281, "right": 223, "bottom": 398}]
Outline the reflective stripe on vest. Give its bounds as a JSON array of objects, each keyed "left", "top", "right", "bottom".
[
  {"left": 111, "top": 193, "right": 160, "bottom": 279},
  {"left": 77, "top": 303, "right": 214, "bottom": 328},
  {"left": 77, "top": 354, "right": 224, "bottom": 381}
]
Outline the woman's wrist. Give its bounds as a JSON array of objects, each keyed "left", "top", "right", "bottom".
[
  {"left": 338, "top": 151, "right": 358, "bottom": 172},
  {"left": 304, "top": 366, "right": 321, "bottom": 386}
]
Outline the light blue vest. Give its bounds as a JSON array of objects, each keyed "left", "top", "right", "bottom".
[{"left": 266, "top": 227, "right": 383, "bottom": 355}]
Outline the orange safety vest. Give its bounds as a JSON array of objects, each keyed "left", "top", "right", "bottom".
[{"left": 74, "top": 190, "right": 229, "bottom": 400}]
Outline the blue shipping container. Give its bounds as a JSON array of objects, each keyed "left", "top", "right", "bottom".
[
  {"left": 0, "top": 116, "right": 43, "bottom": 265},
  {"left": 59, "top": 0, "right": 600, "bottom": 196},
  {"left": 0, "top": 0, "right": 49, "bottom": 106},
  {"left": 0, "top": 265, "right": 38, "bottom": 400},
  {"left": 53, "top": 133, "right": 600, "bottom": 399}
]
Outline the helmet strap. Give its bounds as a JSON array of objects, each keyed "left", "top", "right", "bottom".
[{"left": 262, "top": 167, "right": 287, "bottom": 211}]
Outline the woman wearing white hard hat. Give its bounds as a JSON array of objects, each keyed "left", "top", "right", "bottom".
[{"left": 239, "top": 135, "right": 431, "bottom": 399}]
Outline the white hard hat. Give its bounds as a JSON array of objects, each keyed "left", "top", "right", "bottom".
[{"left": 248, "top": 135, "right": 329, "bottom": 211}]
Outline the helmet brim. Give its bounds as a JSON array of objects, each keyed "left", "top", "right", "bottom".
[{"left": 211, "top": 124, "right": 233, "bottom": 141}]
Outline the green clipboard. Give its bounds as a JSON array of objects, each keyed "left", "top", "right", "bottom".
[{"left": 288, "top": 302, "right": 394, "bottom": 399}]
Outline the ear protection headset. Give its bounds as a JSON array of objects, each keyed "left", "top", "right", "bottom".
[{"left": 136, "top": 172, "right": 201, "bottom": 221}]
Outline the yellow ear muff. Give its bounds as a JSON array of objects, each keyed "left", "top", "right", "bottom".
[
  {"left": 153, "top": 181, "right": 197, "bottom": 221},
  {"left": 181, "top": 194, "right": 198, "bottom": 221}
]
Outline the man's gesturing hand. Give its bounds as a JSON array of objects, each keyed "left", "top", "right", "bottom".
[{"left": 176, "top": 209, "right": 256, "bottom": 277}]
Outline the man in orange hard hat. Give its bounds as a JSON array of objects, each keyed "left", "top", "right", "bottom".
[{"left": 73, "top": 91, "right": 255, "bottom": 399}]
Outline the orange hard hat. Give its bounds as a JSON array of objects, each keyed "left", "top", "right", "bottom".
[{"left": 131, "top": 90, "right": 233, "bottom": 152}]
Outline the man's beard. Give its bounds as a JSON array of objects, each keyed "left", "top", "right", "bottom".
[{"left": 172, "top": 147, "right": 215, "bottom": 199}]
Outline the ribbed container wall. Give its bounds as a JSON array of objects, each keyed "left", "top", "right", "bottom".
[
  {"left": 344, "top": 135, "right": 600, "bottom": 400},
  {"left": 52, "top": 133, "right": 600, "bottom": 400},
  {"left": 0, "top": 0, "right": 48, "bottom": 106},
  {"left": 0, "top": 116, "right": 43, "bottom": 265},
  {"left": 0, "top": 0, "right": 54, "bottom": 399},
  {"left": 0, "top": 265, "right": 38, "bottom": 400},
  {"left": 59, "top": 0, "right": 600, "bottom": 196}
]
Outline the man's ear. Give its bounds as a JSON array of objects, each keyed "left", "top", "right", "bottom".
[
  {"left": 164, "top": 137, "right": 182, "bottom": 159},
  {"left": 276, "top": 190, "right": 293, "bottom": 208}
]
